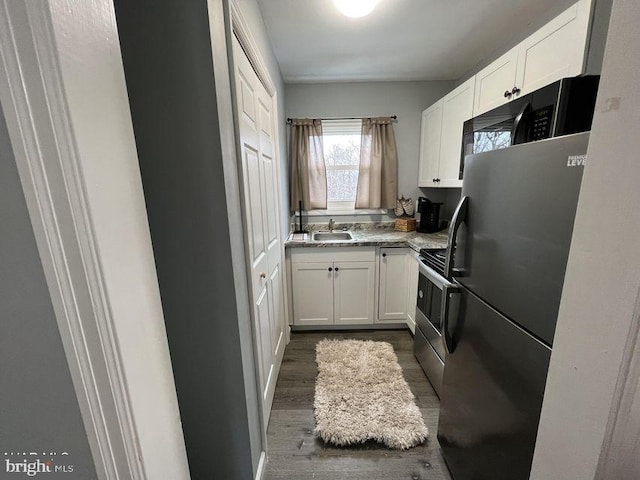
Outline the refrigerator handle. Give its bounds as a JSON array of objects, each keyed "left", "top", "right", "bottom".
[
  {"left": 441, "top": 282, "right": 460, "bottom": 355},
  {"left": 444, "top": 196, "right": 468, "bottom": 278}
]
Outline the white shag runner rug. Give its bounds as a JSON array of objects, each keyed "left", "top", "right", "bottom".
[{"left": 314, "top": 339, "right": 428, "bottom": 450}]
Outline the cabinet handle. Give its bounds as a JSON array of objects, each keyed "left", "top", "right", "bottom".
[
  {"left": 504, "top": 90, "right": 512, "bottom": 98},
  {"left": 432, "top": 178, "right": 437, "bottom": 182},
  {"left": 335, "top": 267, "right": 339, "bottom": 272},
  {"left": 382, "top": 253, "right": 387, "bottom": 258},
  {"left": 328, "top": 267, "right": 333, "bottom": 272},
  {"left": 512, "top": 86, "right": 521, "bottom": 95},
  {"left": 260, "top": 272, "right": 267, "bottom": 279}
]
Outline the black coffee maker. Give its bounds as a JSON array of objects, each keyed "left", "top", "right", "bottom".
[{"left": 417, "top": 197, "right": 442, "bottom": 233}]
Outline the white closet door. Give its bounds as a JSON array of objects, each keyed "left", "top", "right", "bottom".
[{"left": 232, "top": 36, "right": 285, "bottom": 423}]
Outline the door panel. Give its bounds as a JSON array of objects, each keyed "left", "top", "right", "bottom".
[
  {"left": 405, "top": 252, "right": 419, "bottom": 333},
  {"left": 378, "top": 248, "right": 408, "bottom": 321},
  {"left": 418, "top": 100, "right": 443, "bottom": 187},
  {"left": 269, "top": 264, "right": 285, "bottom": 359},
  {"left": 473, "top": 47, "right": 519, "bottom": 116},
  {"left": 515, "top": 1, "right": 590, "bottom": 96},
  {"left": 334, "top": 262, "right": 375, "bottom": 325},
  {"left": 233, "top": 36, "right": 285, "bottom": 424},
  {"left": 439, "top": 77, "right": 475, "bottom": 187},
  {"left": 243, "top": 146, "right": 266, "bottom": 266},
  {"left": 438, "top": 284, "right": 551, "bottom": 480},
  {"left": 255, "top": 286, "right": 274, "bottom": 415},
  {"left": 292, "top": 262, "right": 334, "bottom": 325}
]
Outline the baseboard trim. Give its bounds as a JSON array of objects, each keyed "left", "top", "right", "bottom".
[{"left": 292, "top": 324, "right": 410, "bottom": 332}]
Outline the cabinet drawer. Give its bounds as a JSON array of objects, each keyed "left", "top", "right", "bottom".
[{"left": 290, "top": 246, "right": 376, "bottom": 263}]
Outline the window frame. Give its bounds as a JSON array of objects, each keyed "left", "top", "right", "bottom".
[{"left": 306, "top": 119, "right": 387, "bottom": 216}]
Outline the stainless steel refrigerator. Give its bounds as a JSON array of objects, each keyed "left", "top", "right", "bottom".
[{"left": 437, "top": 132, "right": 589, "bottom": 480}]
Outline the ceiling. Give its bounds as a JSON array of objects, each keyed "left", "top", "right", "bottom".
[{"left": 255, "top": 0, "right": 576, "bottom": 83}]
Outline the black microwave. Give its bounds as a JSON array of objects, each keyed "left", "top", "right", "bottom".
[{"left": 460, "top": 75, "right": 600, "bottom": 178}]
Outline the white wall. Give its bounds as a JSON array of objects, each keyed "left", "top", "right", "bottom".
[
  {"left": 47, "top": 1, "right": 191, "bottom": 478},
  {"left": 531, "top": 1, "right": 640, "bottom": 478},
  {"left": 285, "top": 81, "right": 454, "bottom": 222}
]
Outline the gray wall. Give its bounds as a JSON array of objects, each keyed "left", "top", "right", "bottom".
[
  {"left": 0, "top": 105, "right": 96, "bottom": 477},
  {"left": 285, "top": 80, "right": 454, "bottom": 223},
  {"left": 114, "top": 1, "right": 257, "bottom": 478}
]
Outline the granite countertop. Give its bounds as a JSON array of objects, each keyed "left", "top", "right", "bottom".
[{"left": 285, "top": 222, "right": 448, "bottom": 252}]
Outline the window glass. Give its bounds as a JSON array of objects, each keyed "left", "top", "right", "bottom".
[{"left": 322, "top": 119, "right": 362, "bottom": 209}]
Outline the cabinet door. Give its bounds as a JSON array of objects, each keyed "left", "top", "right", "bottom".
[
  {"left": 515, "top": 0, "right": 590, "bottom": 96},
  {"left": 417, "top": 100, "right": 443, "bottom": 188},
  {"left": 473, "top": 47, "right": 519, "bottom": 116},
  {"left": 438, "top": 77, "right": 475, "bottom": 187},
  {"left": 405, "top": 252, "right": 420, "bottom": 334},
  {"left": 334, "top": 262, "right": 375, "bottom": 325},
  {"left": 377, "top": 248, "right": 409, "bottom": 322},
  {"left": 292, "top": 262, "right": 334, "bottom": 325}
]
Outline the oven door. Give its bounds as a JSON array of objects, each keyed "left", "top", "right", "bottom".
[{"left": 416, "top": 260, "right": 447, "bottom": 360}]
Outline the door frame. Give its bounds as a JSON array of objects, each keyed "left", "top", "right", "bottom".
[{"left": 0, "top": 1, "right": 191, "bottom": 479}]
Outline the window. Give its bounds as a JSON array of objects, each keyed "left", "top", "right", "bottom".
[{"left": 322, "top": 119, "right": 362, "bottom": 211}]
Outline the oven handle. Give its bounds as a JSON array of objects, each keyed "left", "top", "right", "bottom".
[
  {"left": 444, "top": 195, "right": 468, "bottom": 279},
  {"left": 418, "top": 260, "right": 448, "bottom": 289},
  {"left": 441, "top": 282, "right": 461, "bottom": 355}
]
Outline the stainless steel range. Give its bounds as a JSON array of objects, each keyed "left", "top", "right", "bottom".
[{"left": 413, "top": 247, "right": 452, "bottom": 397}]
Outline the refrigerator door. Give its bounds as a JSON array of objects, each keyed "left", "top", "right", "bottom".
[
  {"left": 437, "top": 284, "right": 551, "bottom": 480},
  {"left": 454, "top": 132, "right": 588, "bottom": 345}
]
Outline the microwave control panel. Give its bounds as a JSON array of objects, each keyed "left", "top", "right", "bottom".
[{"left": 530, "top": 105, "right": 554, "bottom": 140}]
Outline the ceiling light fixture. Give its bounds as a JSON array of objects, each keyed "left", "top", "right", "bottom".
[{"left": 333, "top": 0, "right": 380, "bottom": 18}]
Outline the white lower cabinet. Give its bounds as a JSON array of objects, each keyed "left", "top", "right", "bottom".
[
  {"left": 291, "top": 262, "right": 334, "bottom": 325},
  {"left": 290, "top": 246, "right": 423, "bottom": 328},
  {"left": 377, "top": 247, "right": 409, "bottom": 322},
  {"left": 291, "top": 248, "right": 375, "bottom": 326},
  {"left": 405, "top": 251, "right": 420, "bottom": 334},
  {"left": 334, "top": 262, "right": 375, "bottom": 325}
]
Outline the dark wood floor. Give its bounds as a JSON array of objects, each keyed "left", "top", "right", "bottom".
[{"left": 264, "top": 330, "right": 452, "bottom": 480}]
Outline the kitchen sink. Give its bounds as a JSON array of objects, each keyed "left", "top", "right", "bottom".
[{"left": 312, "top": 231, "right": 353, "bottom": 241}]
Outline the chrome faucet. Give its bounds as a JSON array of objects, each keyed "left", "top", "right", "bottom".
[{"left": 328, "top": 218, "right": 335, "bottom": 232}]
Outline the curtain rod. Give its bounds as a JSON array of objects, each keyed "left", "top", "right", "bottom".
[{"left": 286, "top": 115, "right": 397, "bottom": 124}]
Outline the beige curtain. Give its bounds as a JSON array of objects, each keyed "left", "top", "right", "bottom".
[
  {"left": 289, "top": 118, "right": 327, "bottom": 210},
  {"left": 355, "top": 117, "right": 397, "bottom": 209}
]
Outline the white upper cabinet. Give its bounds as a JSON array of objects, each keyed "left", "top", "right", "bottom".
[
  {"left": 417, "top": 100, "right": 443, "bottom": 187},
  {"left": 418, "top": 78, "right": 474, "bottom": 188},
  {"left": 515, "top": 0, "right": 591, "bottom": 96},
  {"left": 438, "top": 77, "right": 475, "bottom": 187},
  {"left": 473, "top": 47, "right": 520, "bottom": 116},
  {"left": 473, "top": 0, "right": 592, "bottom": 116}
]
